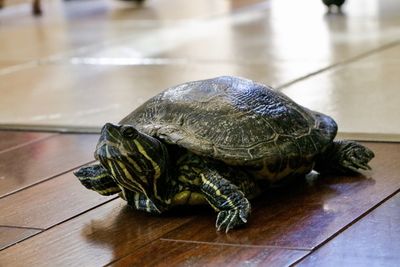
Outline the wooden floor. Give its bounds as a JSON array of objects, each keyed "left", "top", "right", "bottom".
[
  {"left": 1, "top": 0, "right": 400, "bottom": 266},
  {"left": 0, "top": 132, "right": 399, "bottom": 266}
]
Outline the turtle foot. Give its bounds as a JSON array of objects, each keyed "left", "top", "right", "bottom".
[
  {"left": 216, "top": 203, "right": 250, "bottom": 233},
  {"left": 74, "top": 164, "right": 121, "bottom": 196},
  {"left": 337, "top": 141, "right": 375, "bottom": 173}
]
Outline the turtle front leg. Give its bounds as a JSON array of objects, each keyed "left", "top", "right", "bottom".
[
  {"left": 74, "top": 164, "right": 121, "bottom": 196},
  {"left": 200, "top": 171, "right": 251, "bottom": 232},
  {"left": 315, "top": 140, "right": 375, "bottom": 174},
  {"left": 121, "top": 188, "right": 165, "bottom": 215}
]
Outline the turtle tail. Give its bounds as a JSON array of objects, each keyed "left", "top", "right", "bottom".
[{"left": 74, "top": 164, "right": 121, "bottom": 196}]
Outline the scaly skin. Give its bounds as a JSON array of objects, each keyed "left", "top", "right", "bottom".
[
  {"left": 74, "top": 164, "right": 121, "bottom": 196},
  {"left": 75, "top": 124, "right": 374, "bottom": 232},
  {"left": 176, "top": 153, "right": 260, "bottom": 232},
  {"left": 75, "top": 124, "right": 262, "bottom": 232},
  {"left": 315, "top": 140, "right": 375, "bottom": 175}
]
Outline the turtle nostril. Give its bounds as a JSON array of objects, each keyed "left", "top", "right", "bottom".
[
  {"left": 103, "top": 123, "right": 119, "bottom": 130},
  {"left": 102, "top": 123, "right": 112, "bottom": 130}
]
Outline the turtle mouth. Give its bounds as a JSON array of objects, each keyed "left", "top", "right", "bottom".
[{"left": 95, "top": 142, "right": 122, "bottom": 162}]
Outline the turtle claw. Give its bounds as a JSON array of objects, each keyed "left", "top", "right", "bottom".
[
  {"left": 343, "top": 160, "right": 370, "bottom": 172},
  {"left": 337, "top": 141, "right": 375, "bottom": 173},
  {"left": 216, "top": 208, "right": 249, "bottom": 233},
  {"left": 354, "top": 161, "right": 372, "bottom": 171},
  {"left": 123, "top": 190, "right": 164, "bottom": 215}
]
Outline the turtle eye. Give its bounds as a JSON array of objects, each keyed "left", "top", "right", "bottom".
[{"left": 121, "top": 126, "right": 138, "bottom": 138}]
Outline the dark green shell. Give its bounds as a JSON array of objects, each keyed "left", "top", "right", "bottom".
[{"left": 120, "top": 76, "right": 337, "bottom": 166}]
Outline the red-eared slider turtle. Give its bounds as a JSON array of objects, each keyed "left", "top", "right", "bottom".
[{"left": 75, "top": 76, "right": 374, "bottom": 232}]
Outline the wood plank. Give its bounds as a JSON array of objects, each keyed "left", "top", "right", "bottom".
[
  {"left": 0, "top": 199, "right": 192, "bottom": 266},
  {"left": 0, "top": 133, "right": 99, "bottom": 198},
  {"left": 0, "top": 226, "right": 41, "bottom": 251},
  {"left": 0, "top": 131, "right": 54, "bottom": 152},
  {"left": 297, "top": 192, "right": 400, "bottom": 266},
  {"left": 111, "top": 240, "right": 309, "bottom": 267},
  {"left": 0, "top": 171, "right": 115, "bottom": 229},
  {"left": 162, "top": 142, "right": 400, "bottom": 249}
]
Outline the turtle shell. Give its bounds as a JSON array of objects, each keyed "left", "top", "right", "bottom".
[{"left": 120, "top": 76, "right": 337, "bottom": 166}]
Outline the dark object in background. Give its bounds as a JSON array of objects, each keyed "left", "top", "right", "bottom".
[
  {"left": 322, "top": 0, "right": 346, "bottom": 12},
  {"left": 120, "top": 0, "right": 146, "bottom": 3},
  {"left": 0, "top": 0, "right": 345, "bottom": 16},
  {"left": 32, "top": 0, "right": 41, "bottom": 15},
  {"left": 0, "top": 0, "right": 42, "bottom": 16},
  {"left": 0, "top": 0, "right": 145, "bottom": 16}
]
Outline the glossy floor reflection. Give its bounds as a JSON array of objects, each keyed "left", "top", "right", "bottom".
[
  {"left": 0, "top": 0, "right": 399, "bottom": 141},
  {"left": 298, "top": 192, "right": 400, "bottom": 266},
  {"left": 0, "top": 134, "right": 399, "bottom": 266}
]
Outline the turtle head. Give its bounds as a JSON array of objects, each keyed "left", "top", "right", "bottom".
[{"left": 95, "top": 123, "right": 170, "bottom": 207}]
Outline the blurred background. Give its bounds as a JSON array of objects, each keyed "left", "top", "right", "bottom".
[
  {"left": 0, "top": 0, "right": 399, "bottom": 140},
  {"left": 1, "top": 2, "right": 400, "bottom": 265}
]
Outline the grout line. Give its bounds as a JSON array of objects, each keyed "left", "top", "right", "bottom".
[
  {"left": 335, "top": 132, "right": 400, "bottom": 143},
  {"left": 0, "top": 225, "right": 44, "bottom": 231},
  {"left": 290, "top": 188, "right": 400, "bottom": 266},
  {"left": 276, "top": 39, "right": 400, "bottom": 90},
  {"left": 0, "top": 124, "right": 102, "bottom": 134},
  {"left": 0, "top": 61, "right": 40, "bottom": 76},
  {"left": 159, "top": 238, "right": 311, "bottom": 251}
]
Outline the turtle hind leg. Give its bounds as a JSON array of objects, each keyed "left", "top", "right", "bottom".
[
  {"left": 200, "top": 171, "right": 251, "bottom": 233},
  {"left": 315, "top": 140, "right": 375, "bottom": 175},
  {"left": 74, "top": 164, "right": 121, "bottom": 196}
]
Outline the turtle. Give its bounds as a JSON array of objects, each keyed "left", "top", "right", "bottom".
[{"left": 74, "top": 76, "right": 374, "bottom": 232}]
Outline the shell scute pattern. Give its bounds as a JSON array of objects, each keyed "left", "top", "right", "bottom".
[{"left": 120, "top": 76, "right": 336, "bottom": 166}]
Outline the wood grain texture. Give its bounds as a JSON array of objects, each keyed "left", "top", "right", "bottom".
[
  {"left": 0, "top": 133, "right": 99, "bottom": 198},
  {"left": 0, "top": 141, "right": 398, "bottom": 265},
  {"left": 0, "top": 199, "right": 192, "bottom": 267},
  {"left": 0, "top": 226, "right": 41, "bottom": 250},
  {"left": 112, "top": 240, "right": 309, "bottom": 267},
  {"left": 162, "top": 143, "right": 400, "bottom": 249},
  {"left": 0, "top": 170, "right": 115, "bottom": 229},
  {"left": 0, "top": 131, "right": 54, "bottom": 152},
  {"left": 298, "top": 192, "right": 400, "bottom": 267}
]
